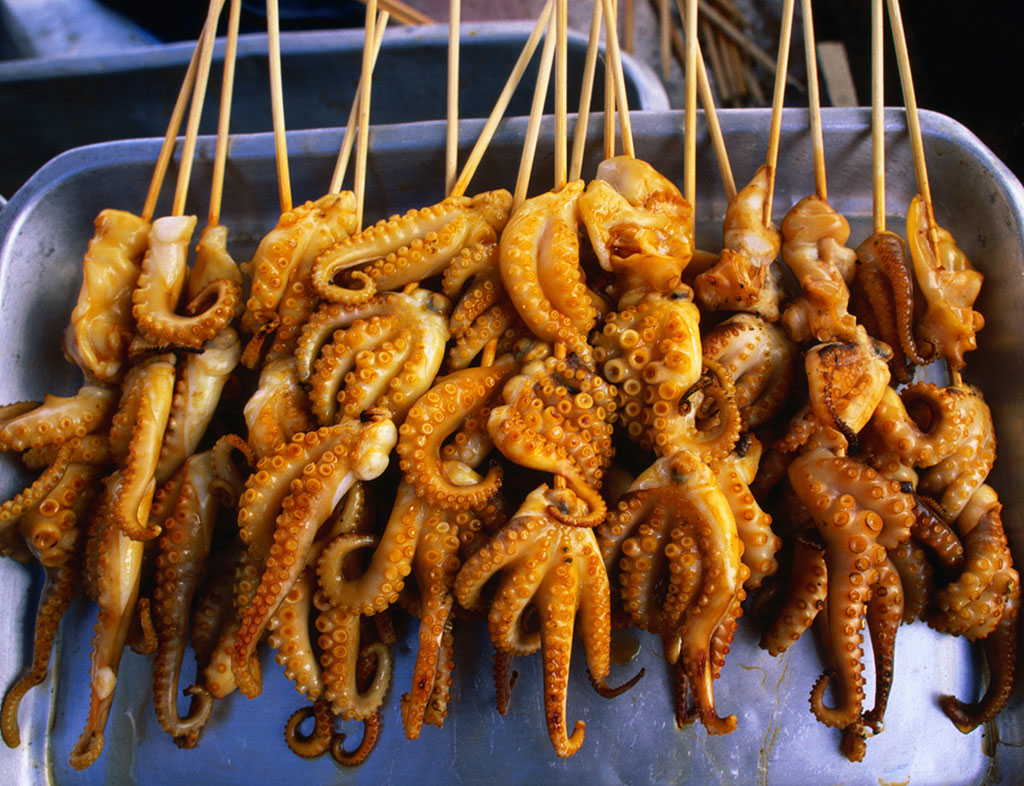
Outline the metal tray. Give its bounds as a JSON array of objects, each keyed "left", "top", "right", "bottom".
[
  {"left": 0, "top": 22, "right": 668, "bottom": 199},
  {"left": 0, "top": 108, "right": 1020, "bottom": 785}
]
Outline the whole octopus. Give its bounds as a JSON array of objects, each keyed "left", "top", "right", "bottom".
[{"left": 0, "top": 136, "right": 1014, "bottom": 777}]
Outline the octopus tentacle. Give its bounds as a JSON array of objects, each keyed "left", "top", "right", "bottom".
[
  {"left": 0, "top": 386, "right": 117, "bottom": 453},
  {"left": 500, "top": 181, "right": 596, "bottom": 363},
  {"left": 865, "top": 384, "right": 973, "bottom": 470},
  {"left": 64, "top": 209, "right": 151, "bottom": 382},
  {"left": 284, "top": 699, "right": 332, "bottom": 758},
  {"left": 330, "top": 711, "right": 381, "bottom": 766},
  {"left": 132, "top": 216, "right": 240, "bottom": 348},
  {"left": 939, "top": 589, "right": 1019, "bottom": 733},
  {"left": 155, "top": 328, "right": 241, "bottom": 482},
  {"left": 268, "top": 567, "right": 322, "bottom": 700},
  {"left": 242, "top": 192, "right": 358, "bottom": 333},
  {"left": 863, "top": 557, "right": 904, "bottom": 734},
  {"left": 398, "top": 361, "right": 514, "bottom": 510},
  {"left": 493, "top": 650, "right": 517, "bottom": 715},
  {"left": 420, "top": 619, "right": 456, "bottom": 729},
  {"left": 701, "top": 313, "right": 797, "bottom": 428},
  {"left": 109, "top": 354, "right": 177, "bottom": 542},
  {"left": 316, "top": 606, "right": 393, "bottom": 720},
  {"left": 313, "top": 190, "right": 511, "bottom": 302},
  {"left": 0, "top": 439, "right": 77, "bottom": 527},
  {"left": 912, "top": 495, "right": 965, "bottom": 573},
  {"left": 889, "top": 538, "right": 934, "bottom": 623},
  {"left": 151, "top": 451, "right": 223, "bottom": 746},
  {"left": 1, "top": 560, "right": 78, "bottom": 748},
  {"left": 761, "top": 533, "right": 827, "bottom": 656},
  {"left": 231, "top": 414, "right": 397, "bottom": 697},
  {"left": 244, "top": 358, "right": 315, "bottom": 460},
  {"left": 69, "top": 479, "right": 145, "bottom": 770},
  {"left": 446, "top": 301, "right": 523, "bottom": 371}
]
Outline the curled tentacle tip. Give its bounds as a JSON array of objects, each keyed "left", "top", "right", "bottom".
[
  {"left": 588, "top": 667, "right": 646, "bottom": 699},
  {"left": 939, "top": 694, "right": 981, "bottom": 734}
]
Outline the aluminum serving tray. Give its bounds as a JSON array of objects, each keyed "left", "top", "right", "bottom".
[
  {"left": 0, "top": 108, "right": 1020, "bottom": 785},
  {"left": 0, "top": 22, "right": 667, "bottom": 199}
]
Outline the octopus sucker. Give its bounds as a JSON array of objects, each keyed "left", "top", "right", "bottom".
[
  {"left": 0, "top": 386, "right": 117, "bottom": 453},
  {"left": 312, "top": 190, "right": 512, "bottom": 304},
  {"left": 63, "top": 209, "right": 151, "bottom": 382},
  {"left": 499, "top": 181, "right": 597, "bottom": 363}
]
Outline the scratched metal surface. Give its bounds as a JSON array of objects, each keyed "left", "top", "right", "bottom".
[{"left": 0, "top": 108, "right": 1020, "bottom": 785}]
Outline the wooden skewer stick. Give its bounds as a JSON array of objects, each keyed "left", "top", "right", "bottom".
[
  {"left": 601, "top": 0, "right": 635, "bottom": 158},
  {"left": 871, "top": 0, "right": 885, "bottom": 233},
  {"left": 554, "top": 0, "right": 568, "bottom": 190},
  {"left": 209, "top": 0, "right": 242, "bottom": 227},
  {"left": 801, "top": 0, "right": 826, "bottom": 201},
  {"left": 698, "top": 0, "right": 804, "bottom": 93},
  {"left": 172, "top": 0, "right": 227, "bottom": 218},
  {"left": 671, "top": 7, "right": 735, "bottom": 199},
  {"left": 683, "top": 0, "right": 697, "bottom": 208},
  {"left": 624, "top": 0, "right": 635, "bottom": 54},
  {"left": 142, "top": 24, "right": 207, "bottom": 221},
  {"left": 886, "top": 0, "right": 938, "bottom": 251},
  {"left": 701, "top": 20, "right": 730, "bottom": 106},
  {"left": 513, "top": 10, "right": 557, "bottom": 211},
  {"left": 659, "top": 0, "right": 671, "bottom": 82},
  {"left": 450, "top": 0, "right": 553, "bottom": 198},
  {"left": 762, "top": 0, "right": 796, "bottom": 227},
  {"left": 356, "top": 0, "right": 433, "bottom": 26},
  {"left": 445, "top": 0, "right": 460, "bottom": 196},
  {"left": 330, "top": 11, "right": 389, "bottom": 195},
  {"left": 569, "top": 0, "right": 602, "bottom": 181},
  {"left": 266, "top": 0, "right": 292, "bottom": 213},
  {"left": 604, "top": 0, "right": 617, "bottom": 160},
  {"left": 354, "top": 0, "right": 379, "bottom": 231}
]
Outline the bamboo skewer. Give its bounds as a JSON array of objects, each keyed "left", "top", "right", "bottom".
[
  {"left": 683, "top": 0, "right": 697, "bottom": 209},
  {"left": 354, "top": 0, "right": 379, "bottom": 231},
  {"left": 671, "top": 5, "right": 735, "bottom": 200},
  {"left": 601, "top": 0, "right": 635, "bottom": 158},
  {"left": 266, "top": 0, "right": 292, "bottom": 213},
  {"left": 142, "top": 26, "right": 206, "bottom": 221},
  {"left": 569, "top": 0, "right": 602, "bottom": 181},
  {"left": 513, "top": 11, "right": 557, "bottom": 211},
  {"left": 801, "top": 0, "right": 826, "bottom": 201},
  {"left": 624, "top": 0, "right": 635, "bottom": 54},
  {"left": 445, "top": 0, "right": 460, "bottom": 196},
  {"left": 554, "top": 0, "right": 568, "bottom": 190},
  {"left": 698, "top": 0, "right": 804, "bottom": 93},
  {"left": 356, "top": 0, "right": 433, "bottom": 26},
  {"left": 604, "top": 0, "right": 616, "bottom": 161},
  {"left": 330, "top": 11, "right": 389, "bottom": 195},
  {"left": 450, "top": 0, "right": 553, "bottom": 198},
  {"left": 886, "top": 0, "right": 938, "bottom": 251},
  {"left": 208, "top": 0, "right": 242, "bottom": 227},
  {"left": 659, "top": 0, "right": 671, "bottom": 82},
  {"left": 172, "top": 0, "right": 227, "bottom": 218},
  {"left": 871, "top": 0, "right": 885, "bottom": 234},
  {"left": 762, "top": 0, "right": 796, "bottom": 227}
]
